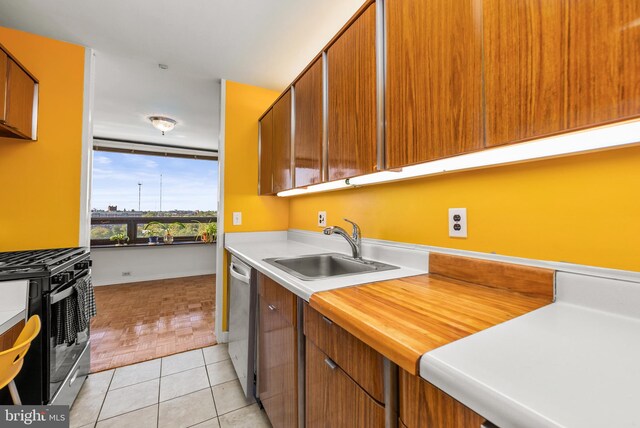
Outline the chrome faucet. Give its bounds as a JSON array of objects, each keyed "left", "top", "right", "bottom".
[{"left": 323, "top": 218, "right": 362, "bottom": 260}]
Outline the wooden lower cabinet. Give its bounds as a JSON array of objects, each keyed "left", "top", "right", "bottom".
[
  {"left": 399, "top": 369, "right": 486, "bottom": 428},
  {"left": 257, "top": 274, "right": 297, "bottom": 428},
  {"left": 304, "top": 304, "right": 384, "bottom": 427},
  {"left": 306, "top": 339, "right": 384, "bottom": 427},
  {"left": 304, "top": 303, "right": 384, "bottom": 402},
  {"left": 0, "top": 320, "right": 25, "bottom": 352}
]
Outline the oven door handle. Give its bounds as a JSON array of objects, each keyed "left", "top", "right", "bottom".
[
  {"left": 51, "top": 284, "right": 76, "bottom": 304},
  {"left": 50, "top": 273, "right": 89, "bottom": 304}
]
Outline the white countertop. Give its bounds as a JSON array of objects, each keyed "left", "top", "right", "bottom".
[
  {"left": 0, "top": 279, "right": 28, "bottom": 335},
  {"left": 421, "top": 271, "right": 640, "bottom": 428},
  {"left": 225, "top": 231, "right": 427, "bottom": 301},
  {"left": 0, "top": 309, "right": 26, "bottom": 335}
]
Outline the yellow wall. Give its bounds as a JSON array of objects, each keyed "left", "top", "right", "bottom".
[
  {"left": 289, "top": 145, "right": 640, "bottom": 272},
  {"left": 224, "top": 80, "right": 289, "bottom": 232},
  {"left": 223, "top": 80, "right": 289, "bottom": 329},
  {"left": 0, "top": 27, "right": 85, "bottom": 251}
]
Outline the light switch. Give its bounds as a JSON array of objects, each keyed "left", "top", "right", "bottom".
[{"left": 232, "top": 212, "right": 242, "bottom": 226}]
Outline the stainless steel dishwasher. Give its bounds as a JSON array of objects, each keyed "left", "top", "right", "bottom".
[{"left": 228, "top": 256, "right": 257, "bottom": 398}]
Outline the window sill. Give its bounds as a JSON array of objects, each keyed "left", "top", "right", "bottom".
[{"left": 91, "top": 241, "right": 216, "bottom": 249}]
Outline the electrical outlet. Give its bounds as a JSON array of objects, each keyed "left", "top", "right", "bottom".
[
  {"left": 122, "top": 271, "right": 132, "bottom": 277},
  {"left": 318, "top": 211, "right": 327, "bottom": 227},
  {"left": 232, "top": 212, "right": 242, "bottom": 226},
  {"left": 448, "top": 208, "right": 467, "bottom": 238}
]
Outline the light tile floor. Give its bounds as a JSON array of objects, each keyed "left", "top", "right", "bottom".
[{"left": 71, "top": 344, "right": 271, "bottom": 428}]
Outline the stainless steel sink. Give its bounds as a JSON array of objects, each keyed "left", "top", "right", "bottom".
[{"left": 263, "top": 253, "right": 399, "bottom": 281}]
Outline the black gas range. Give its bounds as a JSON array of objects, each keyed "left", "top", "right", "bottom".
[{"left": 0, "top": 247, "right": 92, "bottom": 406}]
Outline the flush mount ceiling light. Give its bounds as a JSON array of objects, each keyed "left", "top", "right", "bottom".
[{"left": 148, "top": 116, "right": 177, "bottom": 135}]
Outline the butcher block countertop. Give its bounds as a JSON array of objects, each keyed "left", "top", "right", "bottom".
[{"left": 309, "top": 253, "right": 554, "bottom": 374}]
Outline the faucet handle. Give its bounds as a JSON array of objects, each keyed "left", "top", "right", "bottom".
[{"left": 343, "top": 218, "right": 360, "bottom": 239}]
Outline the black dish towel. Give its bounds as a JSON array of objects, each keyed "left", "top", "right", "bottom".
[{"left": 53, "top": 275, "right": 97, "bottom": 346}]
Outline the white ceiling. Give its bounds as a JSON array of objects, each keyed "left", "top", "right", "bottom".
[{"left": 0, "top": 0, "right": 365, "bottom": 150}]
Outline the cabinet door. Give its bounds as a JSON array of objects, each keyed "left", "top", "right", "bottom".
[
  {"left": 6, "top": 59, "right": 36, "bottom": 139},
  {"left": 259, "top": 110, "right": 274, "bottom": 195},
  {"left": 399, "top": 369, "right": 485, "bottom": 428},
  {"left": 327, "top": 3, "right": 377, "bottom": 181},
  {"left": 0, "top": 320, "right": 24, "bottom": 352},
  {"left": 385, "top": 0, "right": 484, "bottom": 167},
  {"left": 257, "top": 276, "right": 297, "bottom": 428},
  {"left": 484, "top": 0, "right": 640, "bottom": 147},
  {"left": 304, "top": 304, "right": 384, "bottom": 403},
  {"left": 306, "top": 339, "right": 385, "bottom": 428},
  {"left": 294, "top": 58, "right": 323, "bottom": 188},
  {"left": 272, "top": 90, "right": 292, "bottom": 193},
  {"left": 0, "top": 50, "right": 7, "bottom": 123}
]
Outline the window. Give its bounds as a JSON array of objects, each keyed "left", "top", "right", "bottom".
[{"left": 91, "top": 149, "right": 218, "bottom": 246}]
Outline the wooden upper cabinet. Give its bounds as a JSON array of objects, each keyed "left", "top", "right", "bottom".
[
  {"left": 327, "top": 3, "right": 377, "bottom": 181},
  {"left": 272, "top": 90, "right": 292, "bottom": 193},
  {"left": 293, "top": 58, "right": 323, "bottom": 188},
  {"left": 483, "top": 0, "right": 640, "bottom": 147},
  {"left": 0, "top": 50, "right": 7, "bottom": 123},
  {"left": 0, "top": 46, "right": 38, "bottom": 141},
  {"left": 259, "top": 109, "right": 274, "bottom": 195},
  {"left": 6, "top": 59, "right": 36, "bottom": 139},
  {"left": 385, "top": 0, "right": 484, "bottom": 167}
]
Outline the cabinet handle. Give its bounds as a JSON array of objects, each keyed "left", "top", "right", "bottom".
[
  {"left": 324, "top": 357, "right": 337, "bottom": 370},
  {"left": 321, "top": 316, "right": 333, "bottom": 325},
  {"left": 268, "top": 304, "right": 277, "bottom": 311}
]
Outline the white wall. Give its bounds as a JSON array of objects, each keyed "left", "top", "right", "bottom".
[{"left": 91, "top": 244, "right": 216, "bottom": 286}]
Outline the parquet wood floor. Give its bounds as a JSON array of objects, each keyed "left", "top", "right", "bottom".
[{"left": 90, "top": 274, "right": 216, "bottom": 373}]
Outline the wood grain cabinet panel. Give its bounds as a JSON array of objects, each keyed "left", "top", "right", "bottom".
[
  {"left": 272, "top": 90, "right": 292, "bottom": 193},
  {"left": 0, "top": 46, "right": 37, "bottom": 141},
  {"left": 385, "top": 0, "right": 484, "bottom": 167},
  {"left": 306, "top": 339, "right": 385, "bottom": 428},
  {"left": 399, "top": 369, "right": 486, "bottom": 428},
  {"left": 304, "top": 303, "right": 384, "bottom": 403},
  {"left": 327, "top": 3, "right": 377, "bottom": 180},
  {"left": 565, "top": 1, "right": 640, "bottom": 129},
  {"left": 484, "top": 0, "right": 640, "bottom": 147},
  {"left": 294, "top": 58, "right": 323, "bottom": 187},
  {"left": 259, "top": 110, "right": 274, "bottom": 195},
  {"left": 259, "top": 274, "right": 296, "bottom": 326},
  {"left": 5, "top": 59, "right": 36, "bottom": 140},
  {"left": 0, "top": 320, "right": 25, "bottom": 352},
  {"left": 0, "top": 49, "right": 7, "bottom": 123},
  {"left": 257, "top": 274, "right": 297, "bottom": 428}
]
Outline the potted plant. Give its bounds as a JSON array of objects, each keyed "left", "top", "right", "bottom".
[
  {"left": 143, "top": 222, "right": 163, "bottom": 245},
  {"left": 109, "top": 232, "right": 129, "bottom": 246},
  {"left": 144, "top": 221, "right": 185, "bottom": 244},
  {"left": 197, "top": 221, "right": 217, "bottom": 243}
]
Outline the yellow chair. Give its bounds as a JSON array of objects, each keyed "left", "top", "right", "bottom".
[{"left": 0, "top": 315, "right": 41, "bottom": 405}]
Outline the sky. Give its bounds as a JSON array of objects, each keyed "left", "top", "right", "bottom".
[{"left": 92, "top": 151, "right": 218, "bottom": 211}]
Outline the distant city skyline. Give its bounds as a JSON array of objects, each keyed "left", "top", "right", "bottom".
[{"left": 92, "top": 151, "right": 218, "bottom": 211}]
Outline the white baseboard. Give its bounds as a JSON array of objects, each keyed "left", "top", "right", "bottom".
[{"left": 93, "top": 270, "right": 216, "bottom": 286}]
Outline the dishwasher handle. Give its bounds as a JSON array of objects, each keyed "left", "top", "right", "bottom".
[{"left": 230, "top": 261, "right": 251, "bottom": 282}]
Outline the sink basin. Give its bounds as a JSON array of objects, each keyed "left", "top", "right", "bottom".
[{"left": 263, "top": 253, "right": 399, "bottom": 281}]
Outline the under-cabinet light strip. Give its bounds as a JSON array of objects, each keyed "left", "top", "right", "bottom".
[{"left": 276, "top": 119, "right": 640, "bottom": 197}]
